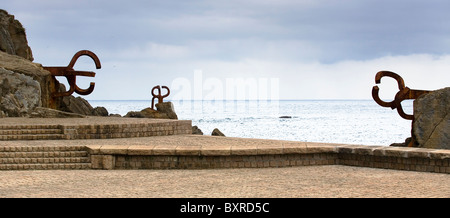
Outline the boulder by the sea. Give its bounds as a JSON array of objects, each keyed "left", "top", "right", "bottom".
[
  {"left": 412, "top": 87, "right": 450, "bottom": 149},
  {"left": 192, "top": 126, "right": 203, "bottom": 135},
  {"left": 212, "top": 128, "right": 225, "bottom": 137},
  {"left": 125, "top": 102, "right": 178, "bottom": 119},
  {"left": 155, "top": 102, "right": 178, "bottom": 119},
  {"left": 55, "top": 84, "right": 108, "bottom": 117},
  {"left": 93, "top": 106, "right": 109, "bottom": 116},
  {"left": 60, "top": 95, "right": 95, "bottom": 116}
]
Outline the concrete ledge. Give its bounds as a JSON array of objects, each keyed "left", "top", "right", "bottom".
[{"left": 85, "top": 140, "right": 450, "bottom": 173}]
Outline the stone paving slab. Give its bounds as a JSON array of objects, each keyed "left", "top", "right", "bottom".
[{"left": 0, "top": 165, "right": 448, "bottom": 198}]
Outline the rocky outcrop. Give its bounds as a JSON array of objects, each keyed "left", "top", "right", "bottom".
[
  {"left": 124, "top": 102, "right": 178, "bottom": 119},
  {"left": 0, "top": 51, "right": 56, "bottom": 111},
  {"left": 0, "top": 51, "right": 107, "bottom": 117},
  {"left": 0, "top": 67, "right": 41, "bottom": 116},
  {"left": 412, "top": 87, "right": 449, "bottom": 149},
  {"left": 0, "top": 10, "right": 109, "bottom": 118},
  {"left": 57, "top": 85, "right": 109, "bottom": 117},
  {"left": 59, "top": 95, "right": 109, "bottom": 117},
  {"left": 0, "top": 9, "right": 33, "bottom": 61}
]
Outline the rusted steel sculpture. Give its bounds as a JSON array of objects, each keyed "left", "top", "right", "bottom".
[
  {"left": 372, "top": 71, "right": 432, "bottom": 121},
  {"left": 43, "top": 50, "right": 101, "bottom": 98},
  {"left": 151, "top": 85, "right": 170, "bottom": 109}
]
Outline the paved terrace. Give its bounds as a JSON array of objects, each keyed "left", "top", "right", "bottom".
[{"left": 0, "top": 117, "right": 449, "bottom": 198}]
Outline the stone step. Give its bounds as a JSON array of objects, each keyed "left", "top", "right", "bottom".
[
  {"left": 0, "top": 157, "right": 90, "bottom": 164},
  {"left": 0, "top": 129, "right": 63, "bottom": 135},
  {"left": 0, "top": 145, "right": 86, "bottom": 152},
  {"left": 0, "top": 134, "right": 68, "bottom": 140},
  {"left": 0, "top": 150, "right": 89, "bottom": 158},
  {"left": 0, "top": 145, "right": 91, "bottom": 170},
  {"left": 0, "top": 125, "right": 65, "bottom": 141},
  {"left": 0, "top": 125, "right": 62, "bottom": 130},
  {"left": 0, "top": 163, "right": 91, "bottom": 170}
]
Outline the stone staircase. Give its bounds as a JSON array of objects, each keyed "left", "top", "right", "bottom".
[
  {"left": 0, "top": 145, "right": 91, "bottom": 170},
  {"left": 0, "top": 118, "right": 193, "bottom": 170},
  {"left": 0, "top": 125, "right": 67, "bottom": 140}
]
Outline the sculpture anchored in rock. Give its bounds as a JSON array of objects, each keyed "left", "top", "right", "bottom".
[
  {"left": 151, "top": 85, "right": 170, "bottom": 110},
  {"left": 43, "top": 50, "right": 101, "bottom": 98},
  {"left": 372, "top": 71, "right": 436, "bottom": 147},
  {"left": 372, "top": 71, "right": 432, "bottom": 121}
]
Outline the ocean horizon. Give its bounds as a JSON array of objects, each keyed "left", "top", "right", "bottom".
[{"left": 89, "top": 99, "right": 414, "bottom": 146}]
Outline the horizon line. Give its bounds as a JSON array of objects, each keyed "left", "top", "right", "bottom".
[{"left": 86, "top": 99, "right": 375, "bottom": 101}]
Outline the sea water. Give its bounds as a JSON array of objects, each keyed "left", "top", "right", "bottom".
[{"left": 89, "top": 100, "right": 413, "bottom": 146}]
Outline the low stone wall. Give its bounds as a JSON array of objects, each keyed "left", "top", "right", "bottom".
[
  {"left": 0, "top": 119, "right": 192, "bottom": 140},
  {"left": 88, "top": 143, "right": 450, "bottom": 174},
  {"left": 113, "top": 153, "right": 338, "bottom": 169},
  {"left": 336, "top": 145, "right": 450, "bottom": 173},
  {"left": 63, "top": 120, "right": 192, "bottom": 140}
]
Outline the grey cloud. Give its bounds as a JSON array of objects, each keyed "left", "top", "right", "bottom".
[{"left": 4, "top": 0, "right": 450, "bottom": 64}]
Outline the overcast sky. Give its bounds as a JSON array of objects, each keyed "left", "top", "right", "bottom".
[{"left": 3, "top": 0, "right": 450, "bottom": 100}]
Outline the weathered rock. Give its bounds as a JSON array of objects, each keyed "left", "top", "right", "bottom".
[
  {"left": 412, "top": 87, "right": 450, "bottom": 149},
  {"left": 124, "top": 102, "right": 178, "bottom": 119},
  {"left": 192, "top": 126, "right": 203, "bottom": 135},
  {"left": 212, "top": 128, "right": 225, "bottom": 137},
  {"left": 30, "top": 107, "right": 86, "bottom": 118},
  {"left": 59, "top": 95, "right": 95, "bottom": 116},
  {"left": 124, "top": 111, "right": 145, "bottom": 118},
  {"left": 155, "top": 102, "right": 178, "bottom": 119},
  {"left": 0, "top": 9, "right": 33, "bottom": 61},
  {"left": 140, "top": 107, "right": 171, "bottom": 119},
  {"left": 0, "top": 51, "right": 56, "bottom": 110},
  {"left": 59, "top": 96, "right": 110, "bottom": 117},
  {"left": 93, "top": 106, "right": 109, "bottom": 116},
  {"left": 389, "top": 137, "right": 413, "bottom": 147},
  {"left": 0, "top": 67, "right": 41, "bottom": 116},
  {"left": 55, "top": 83, "right": 107, "bottom": 116}
]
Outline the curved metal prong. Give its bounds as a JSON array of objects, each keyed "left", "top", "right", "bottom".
[
  {"left": 160, "top": 86, "right": 170, "bottom": 98},
  {"left": 372, "top": 85, "right": 396, "bottom": 109},
  {"left": 374, "top": 71, "right": 405, "bottom": 90},
  {"left": 372, "top": 71, "right": 407, "bottom": 109},
  {"left": 67, "top": 50, "right": 101, "bottom": 69},
  {"left": 74, "top": 82, "right": 95, "bottom": 95}
]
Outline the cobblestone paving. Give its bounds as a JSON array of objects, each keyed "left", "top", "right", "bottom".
[{"left": 0, "top": 165, "right": 448, "bottom": 198}]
